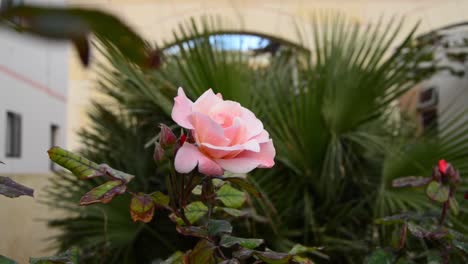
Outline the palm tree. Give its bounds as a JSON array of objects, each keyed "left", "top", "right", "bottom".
[{"left": 44, "top": 14, "right": 468, "bottom": 263}]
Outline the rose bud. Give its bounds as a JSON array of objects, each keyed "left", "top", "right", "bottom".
[
  {"left": 438, "top": 160, "right": 448, "bottom": 174},
  {"left": 153, "top": 142, "right": 165, "bottom": 162},
  {"left": 465, "top": 192, "right": 468, "bottom": 200},
  {"left": 159, "top": 124, "right": 177, "bottom": 147}
]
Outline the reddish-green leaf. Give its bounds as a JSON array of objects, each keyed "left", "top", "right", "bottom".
[
  {"left": 0, "top": 176, "right": 34, "bottom": 198},
  {"left": 176, "top": 225, "right": 208, "bottom": 238},
  {"left": 79, "top": 180, "right": 126, "bottom": 205},
  {"left": 188, "top": 240, "right": 216, "bottom": 264},
  {"left": 130, "top": 193, "right": 155, "bottom": 223},
  {"left": 48, "top": 147, "right": 102, "bottom": 180},
  {"left": 392, "top": 176, "right": 431, "bottom": 188},
  {"left": 254, "top": 251, "right": 292, "bottom": 264},
  {"left": 47, "top": 147, "right": 134, "bottom": 183},
  {"left": 426, "top": 181, "right": 450, "bottom": 202}
]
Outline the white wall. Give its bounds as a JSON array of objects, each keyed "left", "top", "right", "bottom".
[{"left": 0, "top": 1, "right": 69, "bottom": 174}]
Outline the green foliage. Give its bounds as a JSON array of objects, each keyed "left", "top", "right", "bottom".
[
  {"left": 0, "top": 255, "right": 17, "bottom": 264},
  {"left": 39, "top": 11, "right": 468, "bottom": 264}
]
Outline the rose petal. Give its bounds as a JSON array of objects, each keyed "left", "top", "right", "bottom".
[
  {"left": 209, "top": 100, "right": 242, "bottom": 128},
  {"left": 201, "top": 140, "right": 260, "bottom": 159},
  {"left": 171, "top": 87, "right": 194, "bottom": 129},
  {"left": 174, "top": 143, "right": 223, "bottom": 176},
  {"left": 240, "top": 108, "right": 264, "bottom": 140},
  {"left": 189, "top": 112, "right": 229, "bottom": 146},
  {"left": 224, "top": 117, "right": 246, "bottom": 145},
  {"left": 192, "top": 89, "right": 223, "bottom": 114},
  {"left": 215, "top": 140, "right": 275, "bottom": 173}
]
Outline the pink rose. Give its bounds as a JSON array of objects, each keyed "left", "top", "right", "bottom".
[{"left": 171, "top": 87, "right": 275, "bottom": 176}]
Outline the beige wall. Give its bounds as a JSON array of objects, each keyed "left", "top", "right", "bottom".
[{"left": 0, "top": 174, "right": 66, "bottom": 263}]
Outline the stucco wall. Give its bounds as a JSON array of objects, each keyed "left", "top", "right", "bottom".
[{"left": 0, "top": 4, "right": 69, "bottom": 174}]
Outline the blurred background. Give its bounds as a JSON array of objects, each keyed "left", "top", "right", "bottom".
[{"left": 1, "top": 0, "right": 468, "bottom": 263}]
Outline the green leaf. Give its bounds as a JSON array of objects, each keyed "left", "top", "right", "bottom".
[
  {"left": 130, "top": 193, "right": 155, "bottom": 223},
  {"left": 30, "top": 248, "right": 79, "bottom": 264},
  {"left": 79, "top": 180, "right": 126, "bottom": 205},
  {"left": 222, "top": 177, "right": 262, "bottom": 197},
  {"left": 426, "top": 181, "right": 450, "bottom": 202},
  {"left": 219, "top": 235, "right": 264, "bottom": 249},
  {"left": 47, "top": 147, "right": 101, "bottom": 180},
  {"left": 232, "top": 248, "right": 254, "bottom": 260},
  {"left": 0, "top": 255, "right": 17, "bottom": 264},
  {"left": 215, "top": 207, "right": 247, "bottom": 217},
  {"left": 365, "top": 249, "right": 394, "bottom": 264},
  {"left": 0, "top": 176, "right": 34, "bottom": 198},
  {"left": 254, "top": 251, "right": 292, "bottom": 264},
  {"left": 161, "top": 251, "right": 184, "bottom": 264},
  {"left": 292, "top": 256, "right": 314, "bottom": 264},
  {"left": 150, "top": 191, "right": 170, "bottom": 207},
  {"left": 172, "top": 201, "right": 208, "bottom": 225},
  {"left": 216, "top": 184, "right": 246, "bottom": 208},
  {"left": 192, "top": 185, "right": 202, "bottom": 195},
  {"left": 453, "top": 240, "right": 468, "bottom": 254},
  {"left": 0, "top": 5, "right": 154, "bottom": 68},
  {"left": 407, "top": 222, "right": 427, "bottom": 238},
  {"left": 188, "top": 239, "right": 216, "bottom": 264},
  {"left": 207, "top": 219, "right": 232, "bottom": 236},
  {"left": 426, "top": 251, "right": 442, "bottom": 264},
  {"left": 449, "top": 196, "right": 459, "bottom": 215},
  {"left": 288, "top": 244, "right": 329, "bottom": 260}
]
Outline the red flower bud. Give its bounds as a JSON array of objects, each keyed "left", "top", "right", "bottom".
[
  {"left": 180, "top": 133, "right": 187, "bottom": 146},
  {"left": 465, "top": 192, "right": 468, "bottom": 200},
  {"left": 438, "top": 160, "right": 448, "bottom": 174},
  {"left": 159, "top": 124, "right": 177, "bottom": 146},
  {"left": 153, "top": 143, "right": 165, "bottom": 162}
]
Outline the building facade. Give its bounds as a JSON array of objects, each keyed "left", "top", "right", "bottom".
[{"left": 0, "top": 0, "right": 68, "bottom": 174}]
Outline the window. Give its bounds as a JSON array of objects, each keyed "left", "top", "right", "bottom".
[
  {"left": 5, "top": 111, "right": 21, "bottom": 158},
  {"left": 50, "top": 124, "right": 59, "bottom": 170},
  {"left": 421, "top": 108, "right": 438, "bottom": 130}
]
